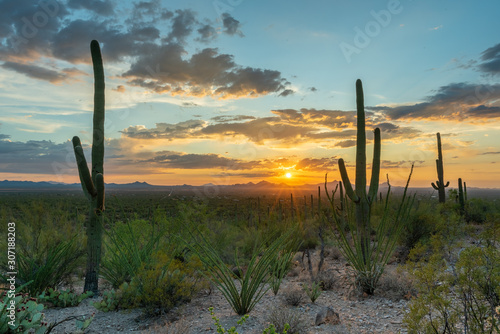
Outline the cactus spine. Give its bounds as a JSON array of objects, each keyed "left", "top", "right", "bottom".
[
  {"left": 338, "top": 79, "right": 381, "bottom": 268},
  {"left": 431, "top": 133, "right": 449, "bottom": 203},
  {"left": 72, "top": 40, "right": 105, "bottom": 294}
]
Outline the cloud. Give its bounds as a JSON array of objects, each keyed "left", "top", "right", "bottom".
[
  {"left": 308, "top": 87, "right": 318, "bottom": 92},
  {"left": 1, "top": 61, "right": 85, "bottom": 83},
  {"left": 371, "top": 82, "right": 500, "bottom": 120},
  {"left": 335, "top": 140, "right": 356, "bottom": 148},
  {"left": 197, "top": 24, "right": 217, "bottom": 43},
  {"left": 479, "top": 43, "right": 500, "bottom": 75},
  {"left": 480, "top": 151, "right": 500, "bottom": 155},
  {"left": 0, "top": 138, "right": 75, "bottom": 174},
  {"left": 120, "top": 120, "right": 206, "bottom": 139},
  {"left": 0, "top": 2, "right": 290, "bottom": 99},
  {"left": 143, "top": 151, "right": 260, "bottom": 170},
  {"left": 211, "top": 115, "right": 256, "bottom": 123},
  {"left": 278, "top": 89, "right": 294, "bottom": 97},
  {"left": 67, "top": 0, "right": 114, "bottom": 16},
  {"left": 0, "top": 134, "right": 11, "bottom": 140},
  {"left": 295, "top": 157, "right": 337, "bottom": 171},
  {"left": 164, "top": 9, "right": 197, "bottom": 43},
  {"left": 222, "top": 13, "right": 243, "bottom": 37},
  {"left": 119, "top": 108, "right": 420, "bottom": 145},
  {"left": 123, "top": 46, "right": 290, "bottom": 98},
  {"left": 113, "top": 85, "right": 126, "bottom": 93}
]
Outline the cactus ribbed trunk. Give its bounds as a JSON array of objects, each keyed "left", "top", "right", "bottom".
[
  {"left": 338, "top": 79, "right": 381, "bottom": 290},
  {"left": 431, "top": 133, "right": 449, "bottom": 203},
  {"left": 72, "top": 40, "right": 105, "bottom": 294}
]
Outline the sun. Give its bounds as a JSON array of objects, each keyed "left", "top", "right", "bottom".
[{"left": 285, "top": 172, "right": 292, "bottom": 178}]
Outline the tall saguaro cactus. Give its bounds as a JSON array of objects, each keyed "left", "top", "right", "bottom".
[
  {"left": 338, "top": 79, "right": 381, "bottom": 269},
  {"left": 72, "top": 40, "right": 105, "bottom": 294},
  {"left": 431, "top": 133, "right": 449, "bottom": 203}
]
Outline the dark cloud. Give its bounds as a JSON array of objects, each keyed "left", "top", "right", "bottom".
[
  {"left": 479, "top": 43, "right": 500, "bottom": 75},
  {"left": 123, "top": 46, "right": 290, "bottom": 98},
  {"left": 197, "top": 24, "right": 217, "bottom": 43},
  {"left": 1, "top": 61, "right": 84, "bottom": 83},
  {"left": 371, "top": 82, "right": 500, "bottom": 120},
  {"left": 278, "top": 89, "right": 294, "bottom": 97},
  {"left": 211, "top": 115, "right": 256, "bottom": 123},
  {"left": 0, "top": 139, "right": 75, "bottom": 174},
  {"left": 295, "top": 157, "right": 336, "bottom": 171},
  {"left": 0, "top": 134, "right": 11, "bottom": 140},
  {"left": 480, "top": 151, "right": 500, "bottom": 155},
  {"left": 0, "top": 2, "right": 290, "bottom": 99},
  {"left": 120, "top": 120, "right": 205, "bottom": 139},
  {"left": 309, "top": 87, "right": 318, "bottom": 92},
  {"left": 164, "top": 9, "right": 197, "bottom": 43},
  {"left": 222, "top": 13, "right": 243, "bottom": 37},
  {"left": 67, "top": 0, "right": 114, "bottom": 16},
  {"left": 143, "top": 151, "right": 260, "bottom": 170},
  {"left": 335, "top": 140, "right": 356, "bottom": 148}
]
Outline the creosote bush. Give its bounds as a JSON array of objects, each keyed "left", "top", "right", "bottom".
[
  {"left": 267, "top": 306, "right": 307, "bottom": 334},
  {"left": 404, "top": 241, "right": 500, "bottom": 333}
]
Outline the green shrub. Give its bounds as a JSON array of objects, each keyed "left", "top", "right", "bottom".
[
  {"left": 404, "top": 244, "right": 500, "bottom": 333},
  {"left": 399, "top": 201, "right": 441, "bottom": 252},
  {"left": 303, "top": 281, "right": 322, "bottom": 303},
  {"left": 96, "top": 251, "right": 207, "bottom": 316},
  {"left": 129, "top": 251, "right": 208, "bottom": 316}
]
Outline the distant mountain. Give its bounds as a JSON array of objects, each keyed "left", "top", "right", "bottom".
[{"left": 1, "top": 179, "right": 498, "bottom": 198}]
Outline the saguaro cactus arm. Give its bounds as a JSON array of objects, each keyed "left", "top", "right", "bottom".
[
  {"left": 368, "top": 128, "right": 381, "bottom": 202},
  {"left": 72, "top": 136, "right": 96, "bottom": 199},
  {"left": 338, "top": 158, "right": 359, "bottom": 203}
]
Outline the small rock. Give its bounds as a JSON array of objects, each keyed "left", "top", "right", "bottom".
[{"left": 315, "top": 306, "right": 341, "bottom": 326}]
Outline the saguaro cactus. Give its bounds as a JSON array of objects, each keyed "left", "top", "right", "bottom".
[
  {"left": 458, "top": 178, "right": 465, "bottom": 215},
  {"left": 72, "top": 40, "right": 105, "bottom": 294},
  {"left": 338, "top": 79, "right": 381, "bottom": 270},
  {"left": 431, "top": 133, "right": 449, "bottom": 203}
]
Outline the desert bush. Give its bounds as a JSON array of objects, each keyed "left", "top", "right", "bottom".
[
  {"left": 465, "top": 198, "right": 498, "bottom": 224},
  {"left": 130, "top": 250, "right": 208, "bottom": 316},
  {"left": 399, "top": 201, "right": 441, "bottom": 252},
  {"left": 267, "top": 305, "right": 307, "bottom": 334},
  {"left": 376, "top": 268, "right": 415, "bottom": 301},
  {"left": 404, "top": 243, "right": 500, "bottom": 333},
  {"left": 96, "top": 251, "right": 207, "bottom": 316},
  {"left": 283, "top": 287, "right": 304, "bottom": 306},
  {"left": 317, "top": 269, "right": 337, "bottom": 291}
]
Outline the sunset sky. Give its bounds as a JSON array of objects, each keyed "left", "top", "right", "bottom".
[{"left": 1, "top": 0, "right": 500, "bottom": 188}]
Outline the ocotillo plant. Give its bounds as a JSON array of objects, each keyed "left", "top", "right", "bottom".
[
  {"left": 431, "top": 133, "right": 449, "bottom": 203},
  {"left": 72, "top": 40, "right": 105, "bottom": 294},
  {"left": 338, "top": 79, "right": 381, "bottom": 272}
]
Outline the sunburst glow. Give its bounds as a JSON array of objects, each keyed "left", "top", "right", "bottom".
[{"left": 285, "top": 173, "right": 292, "bottom": 178}]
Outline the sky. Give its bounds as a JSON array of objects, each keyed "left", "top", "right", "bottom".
[{"left": 1, "top": 0, "right": 500, "bottom": 188}]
